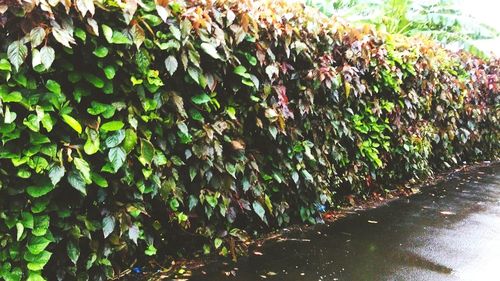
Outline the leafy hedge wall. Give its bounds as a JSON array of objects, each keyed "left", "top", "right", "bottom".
[{"left": 0, "top": 0, "right": 498, "bottom": 280}]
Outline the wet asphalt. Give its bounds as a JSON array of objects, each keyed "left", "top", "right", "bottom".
[{"left": 191, "top": 163, "right": 500, "bottom": 281}]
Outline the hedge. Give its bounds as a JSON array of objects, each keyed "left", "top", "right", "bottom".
[{"left": 0, "top": 0, "right": 498, "bottom": 280}]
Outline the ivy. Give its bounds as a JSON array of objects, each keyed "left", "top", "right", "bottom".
[{"left": 0, "top": 0, "right": 498, "bottom": 280}]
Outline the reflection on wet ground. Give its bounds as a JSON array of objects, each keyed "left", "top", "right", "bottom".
[{"left": 191, "top": 163, "right": 500, "bottom": 281}]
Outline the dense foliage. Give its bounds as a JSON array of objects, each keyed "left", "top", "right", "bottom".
[
  {"left": 0, "top": 0, "right": 498, "bottom": 280},
  {"left": 306, "top": 0, "right": 500, "bottom": 57}
]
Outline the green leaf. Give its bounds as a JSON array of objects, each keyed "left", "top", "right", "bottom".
[
  {"left": 164, "top": 55, "right": 178, "bottom": 76},
  {"left": 108, "top": 147, "right": 126, "bottom": 172},
  {"left": 102, "top": 215, "right": 115, "bottom": 238},
  {"left": 102, "top": 24, "right": 113, "bottom": 43},
  {"left": 22, "top": 212, "right": 34, "bottom": 229},
  {"left": 40, "top": 46, "right": 55, "bottom": 69},
  {"left": 46, "top": 80, "right": 61, "bottom": 94},
  {"left": 1, "top": 91, "right": 23, "bottom": 103},
  {"left": 187, "top": 66, "right": 200, "bottom": 84},
  {"left": 206, "top": 195, "right": 217, "bottom": 208},
  {"left": 233, "top": 66, "right": 247, "bottom": 76},
  {"left": 93, "top": 46, "right": 109, "bottom": 58},
  {"left": 191, "top": 93, "right": 211, "bottom": 105},
  {"left": 68, "top": 170, "right": 87, "bottom": 195},
  {"left": 144, "top": 244, "right": 157, "bottom": 256},
  {"left": 8, "top": 40, "right": 28, "bottom": 71},
  {"left": 100, "top": 121, "right": 124, "bottom": 132},
  {"left": 111, "top": 30, "right": 132, "bottom": 44},
  {"left": 24, "top": 250, "right": 52, "bottom": 271},
  {"left": 123, "top": 129, "right": 138, "bottom": 153},
  {"left": 0, "top": 58, "right": 12, "bottom": 71},
  {"left": 61, "top": 114, "right": 82, "bottom": 134},
  {"left": 27, "top": 235, "right": 51, "bottom": 255},
  {"left": 252, "top": 201, "right": 267, "bottom": 223},
  {"left": 73, "top": 157, "right": 91, "bottom": 183},
  {"left": 170, "top": 25, "right": 181, "bottom": 40},
  {"left": 200, "top": 42, "right": 221, "bottom": 60},
  {"left": 139, "top": 138, "right": 154, "bottom": 165},
  {"left": 32, "top": 215, "right": 49, "bottom": 237},
  {"left": 48, "top": 165, "right": 65, "bottom": 185},
  {"left": 87, "top": 101, "right": 115, "bottom": 118},
  {"left": 16, "top": 223, "right": 24, "bottom": 241},
  {"left": 84, "top": 73, "right": 105, "bottom": 88},
  {"left": 26, "top": 272, "right": 45, "bottom": 281},
  {"left": 84, "top": 128, "right": 100, "bottom": 155},
  {"left": 30, "top": 27, "right": 46, "bottom": 48},
  {"left": 27, "top": 182, "right": 54, "bottom": 198},
  {"left": 245, "top": 52, "right": 257, "bottom": 66},
  {"left": 105, "top": 130, "right": 125, "bottom": 148},
  {"left": 67, "top": 240, "right": 80, "bottom": 265},
  {"left": 103, "top": 65, "right": 116, "bottom": 79},
  {"left": 214, "top": 237, "right": 223, "bottom": 249},
  {"left": 91, "top": 172, "right": 108, "bottom": 188}
]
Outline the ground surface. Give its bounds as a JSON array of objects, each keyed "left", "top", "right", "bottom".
[{"left": 187, "top": 163, "right": 500, "bottom": 281}]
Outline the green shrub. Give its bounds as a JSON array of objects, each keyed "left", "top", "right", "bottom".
[{"left": 0, "top": 0, "right": 498, "bottom": 280}]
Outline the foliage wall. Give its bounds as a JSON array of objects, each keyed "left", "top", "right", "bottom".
[{"left": 0, "top": 0, "right": 498, "bottom": 280}]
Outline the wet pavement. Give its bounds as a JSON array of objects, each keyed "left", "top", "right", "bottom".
[{"left": 192, "top": 163, "right": 500, "bottom": 281}]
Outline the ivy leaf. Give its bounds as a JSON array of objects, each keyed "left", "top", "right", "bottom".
[
  {"left": 187, "top": 66, "right": 200, "bottom": 84},
  {"left": 191, "top": 93, "right": 211, "bottom": 105},
  {"left": 156, "top": 3, "right": 170, "bottom": 22},
  {"left": 164, "top": 56, "right": 178, "bottom": 76},
  {"left": 7, "top": 40, "right": 28, "bottom": 71},
  {"left": 200, "top": 42, "right": 221, "bottom": 60},
  {"left": 102, "top": 24, "right": 113, "bottom": 43},
  {"left": 102, "top": 215, "right": 115, "bottom": 238},
  {"left": 93, "top": 46, "right": 108, "bottom": 58},
  {"left": 103, "top": 65, "right": 116, "bottom": 79},
  {"left": 144, "top": 244, "right": 157, "bottom": 256},
  {"left": 32, "top": 48, "right": 42, "bottom": 68},
  {"left": 100, "top": 121, "right": 124, "bottom": 132},
  {"left": 0, "top": 58, "right": 12, "bottom": 71},
  {"left": 252, "top": 201, "right": 267, "bottom": 223},
  {"left": 130, "top": 23, "right": 145, "bottom": 49},
  {"left": 24, "top": 250, "right": 52, "bottom": 272},
  {"left": 76, "top": 0, "right": 95, "bottom": 17},
  {"left": 68, "top": 170, "right": 87, "bottom": 195},
  {"left": 73, "top": 157, "right": 91, "bottom": 183},
  {"left": 123, "top": 129, "right": 138, "bottom": 153},
  {"left": 128, "top": 225, "right": 140, "bottom": 245},
  {"left": 62, "top": 114, "right": 82, "bottom": 134},
  {"left": 26, "top": 273, "right": 45, "bottom": 281},
  {"left": 32, "top": 215, "right": 49, "bottom": 237},
  {"left": 48, "top": 165, "right": 65, "bottom": 185},
  {"left": 84, "top": 128, "right": 100, "bottom": 155},
  {"left": 27, "top": 182, "right": 54, "bottom": 198},
  {"left": 16, "top": 222, "right": 24, "bottom": 241},
  {"left": 170, "top": 25, "right": 181, "bottom": 41},
  {"left": 40, "top": 46, "right": 55, "bottom": 69},
  {"left": 91, "top": 172, "right": 108, "bottom": 188},
  {"left": 46, "top": 80, "right": 61, "bottom": 94},
  {"left": 27, "top": 235, "right": 51, "bottom": 255},
  {"left": 233, "top": 65, "right": 247, "bottom": 76},
  {"left": 108, "top": 147, "right": 126, "bottom": 172},
  {"left": 67, "top": 240, "right": 80, "bottom": 265},
  {"left": 30, "top": 27, "right": 46, "bottom": 49},
  {"left": 52, "top": 24, "right": 76, "bottom": 48},
  {"left": 1, "top": 91, "right": 22, "bottom": 103},
  {"left": 139, "top": 138, "right": 154, "bottom": 166},
  {"left": 111, "top": 30, "right": 132, "bottom": 44},
  {"left": 105, "top": 130, "right": 125, "bottom": 148}
]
